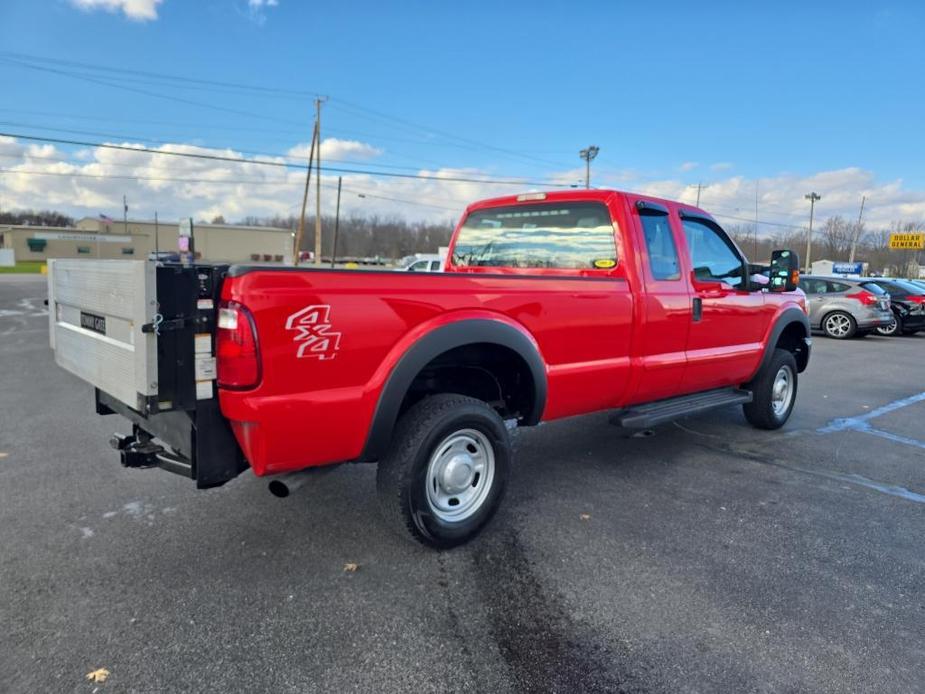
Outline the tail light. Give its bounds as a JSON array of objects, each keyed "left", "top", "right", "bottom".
[
  {"left": 907, "top": 295, "right": 925, "bottom": 305},
  {"left": 217, "top": 301, "right": 261, "bottom": 389},
  {"left": 846, "top": 290, "right": 878, "bottom": 306}
]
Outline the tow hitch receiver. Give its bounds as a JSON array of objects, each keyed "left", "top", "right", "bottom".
[{"left": 109, "top": 431, "right": 165, "bottom": 469}]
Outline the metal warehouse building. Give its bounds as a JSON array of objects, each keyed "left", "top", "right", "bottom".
[{"left": 0, "top": 217, "right": 295, "bottom": 264}]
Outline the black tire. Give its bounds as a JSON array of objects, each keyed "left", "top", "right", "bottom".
[
  {"left": 821, "top": 311, "right": 856, "bottom": 339},
  {"left": 876, "top": 313, "right": 903, "bottom": 337},
  {"left": 376, "top": 393, "right": 511, "bottom": 548},
  {"left": 743, "top": 349, "right": 798, "bottom": 430}
]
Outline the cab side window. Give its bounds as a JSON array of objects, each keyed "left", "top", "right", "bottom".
[
  {"left": 639, "top": 210, "right": 680, "bottom": 280},
  {"left": 681, "top": 219, "right": 744, "bottom": 288}
]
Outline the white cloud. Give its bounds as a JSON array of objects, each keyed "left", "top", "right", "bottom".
[
  {"left": 711, "top": 162, "right": 734, "bottom": 171},
  {"left": 69, "top": 0, "right": 162, "bottom": 21},
  {"left": 1, "top": 135, "right": 923, "bottom": 233},
  {"left": 245, "top": 0, "right": 278, "bottom": 24},
  {"left": 629, "top": 168, "right": 925, "bottom": 233},
  {"left": 288, "top": 138, "right": 383, "bottom": 162},
  {"left": 678, "top": 161, "right": 699, "bottom": 172}
]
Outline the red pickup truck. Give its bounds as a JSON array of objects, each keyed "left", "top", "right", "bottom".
[{"left": 48, "top": 189, "right": 810, "bottom": 547}]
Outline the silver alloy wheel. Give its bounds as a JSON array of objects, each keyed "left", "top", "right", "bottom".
[
  {"left": 425, "top": 428, "right": 495, "bottom": 522},
  {"left": 824, "top": 313, "right": 852, "bottom": 338},
  {"left": 877, "top": 317, "right": 898, "bottom": 336},
  {"left": 770, "top": 365, "right": 795, "bottom": 417}
]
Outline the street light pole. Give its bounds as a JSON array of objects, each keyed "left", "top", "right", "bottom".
[
  {"left": 804, "top": 192, "right": 821, "bottom": 271},
  {"left": 579, "top": 146, "right": 599, "bottom": 189},
  {"left": 848, "top": 195, "right": 866, "bottom": 264}
]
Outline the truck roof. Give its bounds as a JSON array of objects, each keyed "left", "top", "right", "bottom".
[{"left": 463, "top": 188, "right": 712, "bottom": 219}]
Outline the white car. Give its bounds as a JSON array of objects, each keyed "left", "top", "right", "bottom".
[{"left": 400, "top": 253, "right": 444, "bottom": 272}]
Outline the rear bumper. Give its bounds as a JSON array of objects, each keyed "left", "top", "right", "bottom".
[{"left": 96, "top": 389, "right": 249, "bottom": 488}]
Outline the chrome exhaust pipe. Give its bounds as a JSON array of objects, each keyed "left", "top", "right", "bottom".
[{"left": 267, "top": 466, "right": 337, "bottom": 498}]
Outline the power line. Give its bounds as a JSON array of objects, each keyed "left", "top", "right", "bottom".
[
  {"left": 0, "top": 52, "right": 573, "bottom": 170},
  {"left": 330, "top": 99, "right": 575, "bottom": 170},
  {"left": 0, "top": 131, "right": 575, "bottom": 187},
  {"left": 0, "top": 51, "right": 319, "bottom": 99},
  {"left": 0, "top": 57, "right": 307, "bottom": 127},
  {"left": 0, "top": 121, "right": 461, "bottom": 174}
]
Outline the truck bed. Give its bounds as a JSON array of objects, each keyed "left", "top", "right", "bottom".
[{"left": 218, "top": 266, "right": 635, "bottom": 475}]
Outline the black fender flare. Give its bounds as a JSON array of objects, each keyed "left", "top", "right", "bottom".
[
  {"left": 753, "top": 307, "right": 811, "bottom": 379},
  {"left": 360, "top": 319, "right": 547, "bottom": 461}
]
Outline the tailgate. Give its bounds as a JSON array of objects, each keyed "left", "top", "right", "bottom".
[{"left": 48, "top": 259, "right": 157, "bottom": 411}]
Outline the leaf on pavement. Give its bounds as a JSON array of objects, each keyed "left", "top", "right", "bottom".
[
  {"left": 579, "top": 513, "right": 591, "bottom": 521},
  {"left": 86, "top": 668, "right": 110, "bottom": 683},
  {"left": 343, "top": 562, "right": 359, "bottom": 573}
]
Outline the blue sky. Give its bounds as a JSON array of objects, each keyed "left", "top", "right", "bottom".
[{"left": 0, "top": 0, "right": 923, "bottom": 228}]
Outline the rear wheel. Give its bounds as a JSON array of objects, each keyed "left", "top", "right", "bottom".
[
  {"left": 821, "top": 311, "right": 856, "bottom": 339},
  {"left": 376, "top": 394, "right": 511, "bottom": 548},
  {"left": 876, "top": 314, "right": 903, "bottom": 337},
  {"left": 743, "top": 349, "right": 798, "bottom": 430}
]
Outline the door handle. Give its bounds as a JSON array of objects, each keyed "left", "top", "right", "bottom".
[{"left": 692, "top": 297, "right": 703, "bottom": 322}]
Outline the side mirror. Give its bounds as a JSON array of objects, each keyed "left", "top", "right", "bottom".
[{"left": 769, "top": 249, "right": 800, "bottom": 292}]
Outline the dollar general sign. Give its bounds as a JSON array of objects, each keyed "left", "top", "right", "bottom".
[{"left": 888, "top": 232, "right": 925, "bottom": 250}]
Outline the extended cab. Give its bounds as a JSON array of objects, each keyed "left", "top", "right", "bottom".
[{"left": 48, "top": 190, "right": 810, "bottom": 547}]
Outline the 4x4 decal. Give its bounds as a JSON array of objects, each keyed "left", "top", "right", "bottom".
[{"left": 285, "top": 305, "right": 341, "bottom": 360}]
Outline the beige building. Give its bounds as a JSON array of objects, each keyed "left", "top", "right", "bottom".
[{"left": 0, "top": 217, "right": 295, "bottom": 264}]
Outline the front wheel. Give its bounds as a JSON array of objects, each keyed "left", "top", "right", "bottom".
[
  {"left": 821, "top": 311, "right": 856, "bottom": 339},
  {"left": 743, "top": 349, "right": 798, "bottom": 430},
  {"left": 376, "top": 394, "right": 511, "bottom": 548}
]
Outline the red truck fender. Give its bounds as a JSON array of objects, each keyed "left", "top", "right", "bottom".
[
  {"left": 751, "top": 306, "right": 811, "bottom": 381},
  {"left": 360, "top": 315, "right": 548, "bottom": 461}
]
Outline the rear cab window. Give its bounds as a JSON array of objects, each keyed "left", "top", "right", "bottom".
[{"left": 451, "top": 201, "right": 618, "bottom": 272}]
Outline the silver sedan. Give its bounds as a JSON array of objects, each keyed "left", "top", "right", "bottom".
[{"left": 799, "top": 276, "right": 893, "bottom": 339}]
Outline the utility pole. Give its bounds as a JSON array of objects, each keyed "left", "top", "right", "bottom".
[
  {"left": 331, "top": 176, "right": 342, "bottom": 269},
  {"left": 314, "top": 96, "right": 327, "bottom": 266},
  {"left": 696, "top": 182, "right": 703, "bottom": 207},
  {"left": 294, "top": 115, "right": 318, "bottom": 264},
  {"left": 154, "top": 210, "right": 159, "bottom": 256},
  {"left": 578, "top": 146, "right": 599, "bottom": 189},
  {"left": 848, "top": 195, "right": 866, "bottom": 264},
  {"left": 804, "top": 192, "right": 821, "bottom": 271},
  {"left": 121, "top": 194, "right": 128, "bottom": 261},
  {"left": 754, "top": 180, "right": 759, "bottom": 259}
]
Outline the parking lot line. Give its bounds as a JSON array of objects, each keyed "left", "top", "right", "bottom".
[
  {"left": 817, "top": 391, "right": 925, "bottom": 452},
  {"left": 691, "top": 439, "right": 925, "bottom": 505},
  {"left": 818, "top": 391, "right": 925, "bottom": 433}
]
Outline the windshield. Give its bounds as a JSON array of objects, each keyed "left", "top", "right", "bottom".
[{"left": 452, "top": 201, "right": 617, "bottom": 270}]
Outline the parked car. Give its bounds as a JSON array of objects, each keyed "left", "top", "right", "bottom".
[
  {"left": 861, "top": 278, "right": 925, "bottom": 336},
  {"left": 399, "top": 253, "right": 445, "bottom": 272},
  {"left": 47, "top": 190, "right": 810, "bottom": 548},
  {"left": 799, "top": 275, "right": 892, "bottom": 339}
]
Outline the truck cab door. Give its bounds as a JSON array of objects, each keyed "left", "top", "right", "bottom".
[
  {"left": 630, "top": 201, "right": 691, "bottom": 403},
  {"left": 678, "top": 213, "right": 768, "bottom": 392}
]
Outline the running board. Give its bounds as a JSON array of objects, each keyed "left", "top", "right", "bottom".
[{"left": 614, "top": 388, "right": 753, "bottom": 429}]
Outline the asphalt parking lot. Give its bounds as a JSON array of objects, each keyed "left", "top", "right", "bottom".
[{"left": 2, "top": 274, "right": 924, "bottom": 694}]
